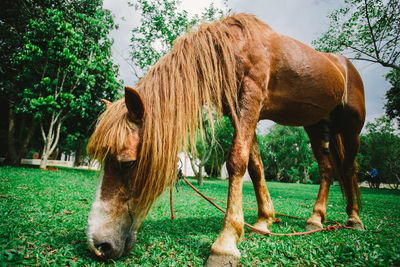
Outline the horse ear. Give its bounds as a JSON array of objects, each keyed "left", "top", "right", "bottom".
[
  {"left": 101, "top": 99, "right": 112, "bottom": 109},
  {"left": 125, "top": 86, "right": 145, "bottom": 123}
]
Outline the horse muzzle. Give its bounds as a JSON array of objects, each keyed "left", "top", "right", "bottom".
[{"left": 89, "top": 232, "right": 136, "bottom": 259}]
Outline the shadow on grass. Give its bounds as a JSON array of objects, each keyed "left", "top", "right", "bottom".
[
  {"left": 50, "top": 230, "right": 93, "bottom": 261},
  {"left": 141, "top": 213, "right": 312, "bottom": 241}
]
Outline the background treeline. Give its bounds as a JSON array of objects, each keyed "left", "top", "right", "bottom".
[
  {"left": 201, "top": 116, "right": 400, "bottom": 188},
  {"left": 1, "top": 0, "right": 399, "bottom": 188}
]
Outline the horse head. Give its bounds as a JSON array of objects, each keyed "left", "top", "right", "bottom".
[{"left": 86, "top": 86, "right": 148, "bottom": 259}]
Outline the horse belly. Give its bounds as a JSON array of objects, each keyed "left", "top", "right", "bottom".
[
  {"left": 260, "top": 36, "right": 345, "bottom": 126},
  {"left": 261, "top": 79, "right": 344, "bottom": 126},
  {"left": 260, "top": 92, "right": 335, "bottom": 126}
]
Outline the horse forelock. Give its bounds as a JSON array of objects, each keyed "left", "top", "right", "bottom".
[{"left": 87, "top": 99, "right": 137, "bottom": 162}]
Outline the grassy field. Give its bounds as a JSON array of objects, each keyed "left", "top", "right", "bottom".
[{"left": 0, "top": 166, "right": 399, "bottom": 266}]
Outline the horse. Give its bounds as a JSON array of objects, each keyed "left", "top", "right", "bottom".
[{"left": 86, "top": 13, "right": 365, "bottom": 266}]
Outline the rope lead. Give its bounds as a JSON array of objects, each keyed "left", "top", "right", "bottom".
[{"left": 169, "top": 176, "right": 356, "bottom": 236}]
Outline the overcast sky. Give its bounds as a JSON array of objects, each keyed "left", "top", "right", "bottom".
[{"left": 103, "top": 0, "right": 390, "bottom": 133}]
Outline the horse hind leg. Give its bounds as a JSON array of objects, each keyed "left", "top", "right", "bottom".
[
  {"left": 248, "top": 134, "right": 275, "bottom": 233},
  {"left": 304, "top": 124, "right": 335, "bottom": 230},
  {"left": 339, "top": 130, "right": 364, "bottom": 230}
]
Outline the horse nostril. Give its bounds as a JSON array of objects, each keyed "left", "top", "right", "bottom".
[{"left": 96, "top": 242, "right": 113, "bottom": 258}]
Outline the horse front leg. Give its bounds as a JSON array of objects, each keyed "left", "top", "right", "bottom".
[
  {"left": 206, "top": 79, "right": 262, "bottom": 267},
  {"left": 206, "top": 130, "right": 253, "bottom": 267}
]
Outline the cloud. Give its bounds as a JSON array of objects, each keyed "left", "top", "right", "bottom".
[{"left": 103, "top": 0, "right": 140, "bottom": 87}]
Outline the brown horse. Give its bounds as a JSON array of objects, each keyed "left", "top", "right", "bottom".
[{"left": 86, "top": 13, "right": 365, "bottom": 266}]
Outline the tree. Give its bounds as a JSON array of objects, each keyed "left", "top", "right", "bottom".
[
  {"left": 258, "top": 125, "right": 318, "bottom": 183},
  {"left": 313, "top": 0, "right": 400, "bottom": 71},
  {"left": 189, "top": 118, "right": 215, "bottom": 185},
  {"left": 130, "top": 0, "right": 226, "bottom": 74},
  {"left": 0, "top": 0, "right": 58, "bottom": 164},
  {"left": 13, "top": 6, "right": 120, "bottom": 168},
  {"left": 358, "top": 116, "right": 400, "bottom": 189},
  {"left": 1, "top": 0, "right": 121, "bottom": 167},
  {"left": 204, "top": 116, "right": 234, "bottom": 178},
  {"left": 385, "top": 69, "right": 400, "bottom": 126}
]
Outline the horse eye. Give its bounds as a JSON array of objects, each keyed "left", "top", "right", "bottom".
[{"left": 118, "top": 160, "right": 136, "bottom": 170}]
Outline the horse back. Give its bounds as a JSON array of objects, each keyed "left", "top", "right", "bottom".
[{"left": 249, "top": 33, "right": 354, "bottom": 126}]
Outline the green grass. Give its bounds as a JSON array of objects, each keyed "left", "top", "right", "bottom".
[{"left": 0, "top": 166, "right": 399, "bottom": 266}]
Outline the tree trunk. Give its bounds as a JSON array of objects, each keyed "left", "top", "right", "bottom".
[
  {"left": 18, "top": 120, "right": 38, "bottom": 159},
  {"left": 39, "top": 117, "right": 62, "bottom": 169},
  {"left": 5, "top": 104, "right": 38, "bottom": 165},
  {"left": 197, "top": 167, "right": 204, "bottom": 186},
  {"left": 74, "top": 139, "right": 84, "bottom": 167},
  {"left": 40, "top": 151, "right": 49, "bottom": 169},
  {"left": 5, "top": 104, "right": 19, "bottom": 165}
]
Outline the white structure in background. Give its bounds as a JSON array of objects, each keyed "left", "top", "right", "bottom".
[
  {"left": 60, "top": 153, "right": 75, "bottom": 162},
  {"left": 177, "top": 152, "right": 206, "bottom": 177},
  {"left": 220, "top": 162, "right": 251, "bottom": 181},
  {"left": 0, "top": 151, "right": 101, "bottom": 170}
]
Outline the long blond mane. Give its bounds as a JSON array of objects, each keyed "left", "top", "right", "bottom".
[{"left": 88, "top": 14, "right": 266, "bottom": 211}]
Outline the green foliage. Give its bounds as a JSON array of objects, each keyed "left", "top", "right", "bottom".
[
  {"left": 204, "top": 116, "right": 234, "bottom": 177},
  {"left": 1, "top": 166, "right": 399, "bottom": 265},
  {"left": 16, "top": 8, "right": 119, "bottom": 120},
  {"left": 130, "top": 0, "right": 226, "bottom": 74},
  {"left": 358, "top": 116, "right": 400, "bottom": 186},
  {"left": 1, "top": 0, "right": 121, "bottom": 166},
  {"left": 258, "top": 125, "right": 317, "bottom": 183},
  {"left": 385, "top": 69, "right": 400, "bottom": 125},
  {"left": 313, "top": 0, "right": 399, "bottom": 71}
]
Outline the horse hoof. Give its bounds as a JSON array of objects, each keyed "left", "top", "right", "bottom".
[
  {"left": 205, "top": 253, "right": 239, "bottom": 267},
  {"left": 305, "top": 221, "right": 323, "bottom": 231},
  {"left": 250, "top": 221, "right": 271, "bottom": 235},
  {"left": 347, "top": 220, "right": 365, "bottom": 230}
]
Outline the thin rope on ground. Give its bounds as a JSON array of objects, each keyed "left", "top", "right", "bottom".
[
  {"left": 178, "top": 176, "right": 355, "bottom": 236},
  {"left": 186, "top": 192, "right": 307, "bottom": 219}
]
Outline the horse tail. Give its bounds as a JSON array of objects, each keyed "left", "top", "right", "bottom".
[{"left": 330, "top": 134, "right": 361, "bottom": 208}]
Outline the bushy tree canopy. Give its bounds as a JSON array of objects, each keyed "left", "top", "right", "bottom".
[
  {"left": 130, "top": 0, "right": 225, "bottom": 75},
  {"left": 258, "top": 125, "right": 318, "bottom": 183},
  {"left": 385, "top": 70, "right": 400, "bottom": 126},
  {"left": 1, "top": 0, "right": 121, "bottom": 167},
  {"left": 358, "top": 116, "right": 400, "bottom": 188},
  {"left": 313, "top": 0, "right": 400, "bottom": 71}
]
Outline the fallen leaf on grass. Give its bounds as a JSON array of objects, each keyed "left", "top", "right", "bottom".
[
  {"left": 17, "top": 187, "right": 28, "bottom": 189},
  {"left": 63, "top": 210, "right": 75, "bottom": 214},
  {"left": 2, "top": 194, "right": 20, "bottom": 200},
  {"left": 0, "top": 179, "right": 10, "bottom": 182}
]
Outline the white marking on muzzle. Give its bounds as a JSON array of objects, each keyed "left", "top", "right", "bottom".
[
  {"left": 87, "top": 165, "right": 107, "bottom": 251},
  {"left": 86, "top": 165, "right": 137, "bottom": 258}
]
